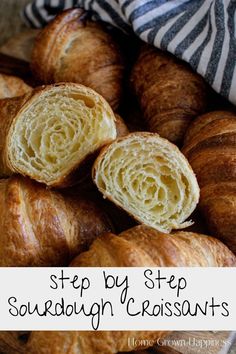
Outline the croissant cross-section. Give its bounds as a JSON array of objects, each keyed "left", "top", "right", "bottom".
[
  {"left": 0, "top": 83, "right": 117, "bottom": 187},
  {"left": 93, "top": 133, "right": 199, "bottom": 233}
]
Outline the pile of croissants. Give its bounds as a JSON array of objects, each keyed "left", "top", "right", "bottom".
[{"left": 0, "top": 7, "right": 236, "bottom": 354}]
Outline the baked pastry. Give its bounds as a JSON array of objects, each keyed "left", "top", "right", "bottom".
[
  {"left": 0, "top": 175, "right": 112, "bottom": 266},
  {"left": 0, "top": 83, "right": 117, "bottom": 187},
  {"left": 93, "top": 132, "right": 199, "bottom": 233},
  {"left": 130, "top": 45, "right": 207, "bottom": 143},
  {"left": 22, "top": 226, "right": 236, "bottom": 354},
  {"left": 0, "top": 29, "right": 39, "bottom": 62},
  {"left": 72, "top": 225, "right": 236, "bottom": 267},
  {"left": 0, "top": 331, "right": 28, "bottom": 354},
  {"left": 0, "top": 73, "right": 31, "bottom": 99},
  {"left": 26, "top": 331, "right": 168, "bottom": 354},
  {"left": 115, "top": 114, "right": 129, "bottom": 137},
  {"left": 183, "top": 110, "right": 236, "bottom": 254},
  {"left": 31, "top": 9, "right": 124, "bottom": 110}
]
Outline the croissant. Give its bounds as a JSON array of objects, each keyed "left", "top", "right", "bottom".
[
  {"left": 93, "top": 132, "right": 199, "bottom": 233},
  {"left": 31, "top": 9, "right": 124, "bottom": 110},
  {"left": 0, "top": 175, "right": 112, "bottom": 266},
  {"left": 20, "top": 225, "right": 236, "bottom": 354},
  {"left": 0, "top": 83, "right": 116, "bottom": 187},
  {"left": 0, "top": 331, "right": 27, "bottom": 354},
  {"left": 72, "top": 225, "right": 236, "bottom": 267},
  {"left": 0, "top": 73, "right": 31, "bottom": 99},
  {"left": 182, "top": 110, "right": 236, "bottom": 254},
  {"left": 130, "top": 45, "right": 207, "bottom": 143},
  {"left": 0, "top": 29, "right": 39, "bottom": 62}
]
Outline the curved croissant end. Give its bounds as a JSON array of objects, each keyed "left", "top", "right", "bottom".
[
  {"left": 93, "top": 132, "right": 199, "bottom": 233},
  {"left": 31, "top": 9, "right": 124, "bottom": 110},
  {"left": 0, "top": 73, "right": 31, "bottom": 99},
  {"left": 0, "top": 176, "right": 112, "bottom": 266},
  {"left": 0, "top": 83, "right": 117, "bottom": 187},
  {"left": 72, "top": 225, "right": 236, "bottom": 268},
  {"left": 183, "top": 110, "right": 236, "bottom": 254},
  {"left": 130, "top": 45, "right": 207, "bottom": 144}
]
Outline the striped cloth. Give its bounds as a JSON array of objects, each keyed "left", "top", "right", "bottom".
[{"left": 23, "top": 0, "right": 236, "bottom": 105}]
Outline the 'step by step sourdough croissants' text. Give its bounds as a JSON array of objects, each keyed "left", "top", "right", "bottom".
[
  {"left": 0, "top": 176, "right": 112, "bottom": 266},
  {"left": 93, "top": 133, "right": 200, "bottom": 233},
  {"left": 183, "top": 110, "right": 236, "bottom": 254},
  {"left": 130, "top": 45, "right": 207, "bottom": 144},
  {"left": 4, "top": 225, "right": 235, "bottom": 354},
  {"left": 0, "top": 83, "right": 117, "bottom": 187},
  {"left": 31, "top": 8, "right": 124, "bottom": 110}
]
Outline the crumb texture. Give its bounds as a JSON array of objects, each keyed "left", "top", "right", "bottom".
[
  {"left": 7, "top": 84, "right": 116, "bottom": 186},
  {"left": 93, "top": 133, "right": 199, "bottom": 232}
]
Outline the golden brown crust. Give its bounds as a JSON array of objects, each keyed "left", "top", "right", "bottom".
[
  {"left": 130, "top": 45, "right": 207, "bottom": 143},
  {"left": 72, "top": 225, "right": 236, "bottom": 268},
  {"left": 26, "top": 332, "right": 79, "bottom": 354},
  {"left": 26, "top": 330, "right": 168, "bottom": 354},
  {"left": 0, "top": 83, "right": 117, "bottom": 186},
  {"left": 183, "top": 110, "right": 236, "bottom": 146},
  {"left": 0, "top": 332, "right": 27, "bottom": 354},
  {"left": 0, "top": 29, "right": 40, "bottom": 62},
  {"left": 0, "top": 175, "right": 112, "bottom": 266},
  {"left": 183, "top": 111, "right": 236, "bottom": 254},
  {"left": 0, "top": 95, "right": 25, "bottom": 177},
  {"left": 31, "top": 9, "right": 124, "bottom": 110},
  {"left": 0, "top": 73, "right": 31, "bottom": 99},
  {"left": 23, "top": 225, "right": 235, "bottom": 354}
]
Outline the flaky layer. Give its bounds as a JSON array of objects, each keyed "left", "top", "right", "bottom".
[
  {"left": 93, "top": 133, "right": 199, "bottom": 232},
  {"left": 6, "top": 83, "right": 116, "bottom": 186}
]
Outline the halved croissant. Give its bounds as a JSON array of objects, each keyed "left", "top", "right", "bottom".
[
  {"left": 23, "top": 225, "right": 236, "bottom": 354},
  {"left": 0, "top": 73, "right": 31, "bottom": 99},
  {"left": 0, "top": 175, "right": 112, "bottom": 266},
  {"left": 0, "top": 83, "right": 117, "bottom": 187},
  {"left": 182, "top": 110, "right": 236, "bottom": 254},
  {"left": 130, "top": 45, "right": 207, "bottom": 143},
  {"left": 93, "top": 132, "right": 199, "bottom": 233},
  {"left": 31, "top": 9, "right": 124, "bottom": 110}
]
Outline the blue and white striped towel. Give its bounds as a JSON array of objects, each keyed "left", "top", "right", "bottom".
[{"left": 23, "top": 0, "right": 236, "bottom": 105}]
